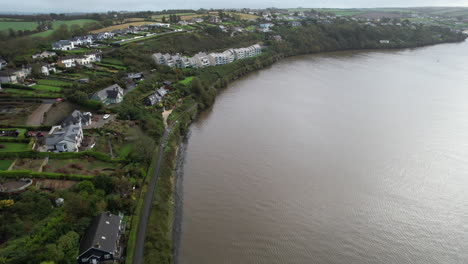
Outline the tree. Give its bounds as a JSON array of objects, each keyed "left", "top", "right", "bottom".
[{"left": 162, "top": 16, "right": 167, "bottom": 23}]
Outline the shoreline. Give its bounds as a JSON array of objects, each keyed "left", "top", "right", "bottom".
[{"left": 154, "top": 38, "right": 468, "bottom": 263}]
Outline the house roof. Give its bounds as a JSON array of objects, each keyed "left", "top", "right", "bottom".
[
  {"left": 45, "top": 123, "right": 81, "bottom": 146},
  {"left": 93, "top": 84, "right": 123, "bottom": 101},
  {"left": 79, "top": 212, "right": 122, "bottom": 255},
  {"left": 106, "top": 90, "right": 119, "bottom": 99},
  {"left": 62, "top": 110, "right": 91, "bottom": 127}
]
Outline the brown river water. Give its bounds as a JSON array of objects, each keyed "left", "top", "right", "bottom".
[{"left": 176, "top": 40, "right": 468, "bottom": 264}]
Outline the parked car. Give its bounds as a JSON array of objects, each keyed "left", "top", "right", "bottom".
[{"left": 103, "top": 114, "right": 110, "bottom": 120}]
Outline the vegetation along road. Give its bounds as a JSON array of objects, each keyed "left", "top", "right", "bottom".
[{"left": 132, "top": 104, "right": 197, "bottom": 264}]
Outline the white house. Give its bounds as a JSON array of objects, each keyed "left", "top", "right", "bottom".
[
  {"left": 32, "top": 51, "right": 57, "bottom": 60},
  {"left": 0, "top": 70, "right": 18, "bottom": 84},
  {"left": 52, "top": 40, "right": 75, "bottom": 51},
  {"left": 57, "top": 56, "right": 77, "bottom": 68},
  {"left": 40, "top": 63, "right": 56, "bottom": 76}
]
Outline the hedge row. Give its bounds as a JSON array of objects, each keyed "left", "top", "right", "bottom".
[
  {"left": 0, "top": 150, "right": 122, "bottom": 163},
  {"left": 0, "top": 170, "right": 93, "bottom": 181},
  {"left": 0, "top": 137, "right": 31, "bottom": 143},
  {"left": 0, "top": 125, "right": 53, "bottom": 131},
  {"left": 1, "top": 83, "right": 35, "bottom": 91}
]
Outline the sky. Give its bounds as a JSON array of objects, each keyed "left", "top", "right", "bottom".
[{"left": 2, "top": 0, "right": 468, "bottom": 13}]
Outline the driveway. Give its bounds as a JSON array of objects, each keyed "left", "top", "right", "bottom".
[
  {"left": 85, "top": 114, "right": 115, "bottom": 129},
  {"left": 26, "top": 103, "right": 53, "bottom": 126}
]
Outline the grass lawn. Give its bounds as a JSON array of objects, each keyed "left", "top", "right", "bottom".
[
  {"left": 36, "top": 79, "right": 72, "bottom": 87},
  {"left": 0, "top": 160, "right": 14, "bottom": 170},
  {"left": 179, "top": 76, "right": 193, "bottom": 85},
  {"left": 32, "top": 84, "right": 62, "bottom": 92},
  {"left": 2, "top": 88, "right": 60, "bottom": 97},
  {"left": 95, "top": 62, "right": 127, "bottom": 70},
  {"left": 117, "top": 143, "right": 132, "bottom": 158},
  {"left": 45, "top": 158, "right": 117, "bottom": 175},
  {"left": 101, "top": 58, "right": 125, "bottom": 66},
  {"left": 32, "top": 19, "right": 98, "bottom": 37},
  {"left": 0, "top": 143, "right": 31, "bottom": 152}
]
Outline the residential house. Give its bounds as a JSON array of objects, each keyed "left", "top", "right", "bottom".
[
  {"left": 13, "top": 67, "right": 32, "bottom": 82},
  {"left": 150, "top": 23, "right": 170, "bottom": 28},
  {"left": 143, "top": 92, "right": 162, "bottom": 106},
  {"left": 83, "top": 51, "right": 102, "bottom": 63},
  {"left": 62, "top": 110, "right": 92, "bottom": 127},
  {"left": 70, "top": 37, "right": 83, "bottom": 46},
  {"left": 178, "top": 20, "right": 190, "bottom": 26},
  {"left": 208, "top": 52, "right": 230, "bottom": 66},
  {"left": 0, "top": 57, "right": 7, "bottom": 70},
  {"left": 0, "top": 70, "right": 18, "bottom": 84},
  {"left": 191, "top": 18, "right": 204, "bottom": 23},
  {"left": 208, "top": 16, "right": 221, "bottom": 24},
  {"left": 143, "top": 87, "right": 168, "bottom": 106},
  {"left": 77, "top": 212, "right": 123, "bottom": 264},
  {"left": 57, "top": 56, "right": 77, "bottom": 68},
  {"left": 259, "top": 23, "right": 273, "bottom": 32},
  {"left": 91, "top": 84, "right": 124, "bottom": 105},
  {"left": 193, "top": 52, "right": 211, "bottom": 68},
  {"left": 39, "top": 63, "right": 56, "bottom": 76},
  {"left": 74, "top": 56, "right": 92, "bottom": 66},
  {"left": 32, "top": 51, "right": 57, "bottom": 60},
  {"left": 380, "top": 40, "right": 390, "bottom": 44},
  {"left": 45, "top": 123, "right": 83, "bottom": 152},
  {"left": 127, "top": 72, "right": 144, "bottom": 81},
  {"left": 52, "top": 40, "right": 75, "bottom": 51},
  {"left": 152, "top": 53, "right": 165, "bottom": 65}
]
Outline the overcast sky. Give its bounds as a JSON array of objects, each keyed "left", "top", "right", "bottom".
[{"left": 3, "top": 0, "right": 468, "bottom": 13}]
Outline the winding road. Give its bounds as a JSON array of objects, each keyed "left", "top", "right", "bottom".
[{"left": 132, "top": 104, "right": 196, "bottom": 264}]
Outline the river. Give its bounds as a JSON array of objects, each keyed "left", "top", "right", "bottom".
[{"left": 176, "top": 40, "right": 468, "bottom": 264}]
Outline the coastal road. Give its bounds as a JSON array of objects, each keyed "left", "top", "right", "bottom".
[{"left": 132, "top": 104, "right": 197, "bottom": 264}]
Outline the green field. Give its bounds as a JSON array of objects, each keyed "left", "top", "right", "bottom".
[
  {"left": 0, "top": 21, "right": 38, "bottom": 32},
  {"left": 0, "top": 160, "right": 14, "bottom": 170},
  {"left": 31, "top": 84, "right": 62, "bottom": 92},
  {"left": 101, "top": 58, "right": 125, "bottom": 66},
  {"left": 95, "top": 62, "right": 127, "bottom": 70},
  {"left": 0, "top": 143, "right": 30, "bottom": 152},
  {"left": 0, "top": 18, "right": 24, "bottom": 22},
  {"left": 2, "top": 88, "right": 60, "bottom": 97},
  {"left": 32, "top": 19, "right": 98, "bottom": 37},
  {"left": 0, "top": 19, "right": 98, "bottom": 36},
  {"left": 179, "top": 76, "right": 193, "bottom": 85},
  {"left": 36, "top": 79, "right": 72, "bottom": 87}
]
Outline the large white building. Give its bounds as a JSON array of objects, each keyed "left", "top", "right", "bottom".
[{"left": 152, "top": 44, "right": 262, "bottom": 69}]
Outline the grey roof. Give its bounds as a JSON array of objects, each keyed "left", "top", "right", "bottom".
[
  {"left": 93, "top": 84, "right": 123, "bottom": 101},
  {"left": 45, "top": 124, "right": 81, "bottom": 146},
  {"left": 106, "top": 90, "right": 119, "bottom": 99},
  {"left": 79, "top": 212, "right": 122, "bottom": 254},
  {"left": 62, "top": 110, "right": 91, "bottom": 127},
  {"left": 52, "top": 40, "right": 72, "bottom": 48}
]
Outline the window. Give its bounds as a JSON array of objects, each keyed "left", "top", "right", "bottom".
[{"left": 104, "top": 254, "right": 111, "bottom": 259}]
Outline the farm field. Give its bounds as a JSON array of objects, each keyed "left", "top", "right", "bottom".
[
  {"left": 12, "top": 158, "right": 45, "bottom": 171},
  {"left": 90, "top": 21, "right": 154, "bottom": 33},
  {"left": 44, "top": 158, "right": 117, "bottom": 175},
  {"left": 226, "top": 12, "right": 260, "bottom": 20},
  {"left": 0, "top": 101, "right": 40, "bottom": 125},
  {"left": 0, "top": 142, "right": 31, "bottom": 152},
  {"left": 32, "top": 19, "right": 98, "bottom": 37},
  {"left": 0, "top": 21, "right": 38, "bottom": 32},
  {"left": 0, "top": 19, "right": 98, "bottom": 36}
]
